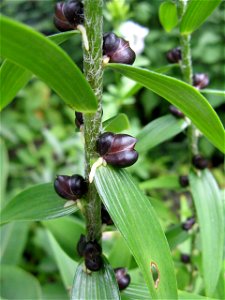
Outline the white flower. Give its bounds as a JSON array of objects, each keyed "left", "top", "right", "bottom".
[{"left": 119, "top": 21, "right": 149, "bottom": 55}]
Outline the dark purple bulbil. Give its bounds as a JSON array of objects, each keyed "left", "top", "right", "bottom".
[
  {"left": 54, "top": 174, "right": 87, "bottom": 201},
  {"left": 101, "top": 204, "right": 114, "bottom": 225},
  {"left": 114, "top": 267, "right": 131, "bottom": 290},
  {"left": 182, "top": 217, "right": 195, "bottom": 231},
  {"left": 193, "top": 73, "right": 209, "bottom": 90},
  {"left": 192, "top": 154, "right": 208, "bottom": 170},
  {"left": 53, "top": 0, "right": 83, "bottom": 32},
  {"left": 97, "top": 132, "right": 138, "bottom": 167},
  {"left": 166, "top": 47, "right": 182, "bottom": 63},
  {"left": 169, "top": 105, "right": 185, "bottom": 118},
  {"left": 103, "top": 33, "right": 136, "bottom": 65},
  {"left": 179, "top": 175, "right": 189, "bottom": 187},
  {"left": 75, "top": 111, "right": 83, "bottom": 129}
]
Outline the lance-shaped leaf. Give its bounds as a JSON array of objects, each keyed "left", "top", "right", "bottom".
[
  {"left": 0, "top": 183, "right": 78, "bottom": 225},
  {"left": 94, "top": 166, "right": 178, "bottom": 299},
  {"left": 159, "top": 1, "right": 178, "bottom": 32},
  {"left": 107, "top": 64, "right": 225, "bottom": 153},
  {"left": 0, "top": 31, "right": 79, "bottom": 110},
  {"left": 71, "top": 258, "right": 120, "bottom": 300},
  {"left": 189, "top": 169, "right": 224, "bottom": 296},
  {"left": 136, "top": 115, "right": 188, "bottom": 153},
  {"left": 103, "top": 114, "right": 130, "bottom": 133},
  {"left": 180, "top": 0, "right": 221, "bottom": 35},
  {"left": 0, "top": 15, "right": 97, "bottom": 112}
]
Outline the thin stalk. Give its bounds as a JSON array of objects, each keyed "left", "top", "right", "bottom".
[
  {"left": 82, "top": 0, "right": 103, "bottom": 241},
  {"left": 178, "top": 0, "right": 199, "bottom": 157},
  {"left": 178, "top": 0, "right": 198, "bottom": 290}
]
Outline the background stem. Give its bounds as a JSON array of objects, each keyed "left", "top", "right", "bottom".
[
  {"left": 178, "top": 0, "right": 199, "bottom": 157},
  {"left": 82, "top": 0, "right": 103, "bottom": 241}
]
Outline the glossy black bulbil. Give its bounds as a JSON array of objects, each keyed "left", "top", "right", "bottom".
[
  {"left": 97, "top": 132, "right": 138, "bottom": 168},
  {"left": 166, "top": 47, "right": 182, "bottom": 63},
  {"left": 54, "top": 174, "right": 87, "bottom": 201},
  {"left": 192, "top": 154, "right": 208, "bottom": 170},
  {"left": 179, "top": 175, "right": 189, "bottom": 187},
  {"left": 169, "top": 105, "right": 185, "bottom": 118},
  {"left": 180, "top": 254, "right": 191, "bottom": 264},
  {"left": 83, "top": 241, "right": 102, "bottom": 272},
  {"left": 101, "top": 204, "right": 114, "bottom": 225},
  {"left": 193, "top": 73, "right": 209, "bottom": 90},
  {"left": 114, "top": 268, "right": 131, "bottom": 290},
  {"left": 75, "top": 111, "right": 83, "bottom": 129},
  {"left": 103, "top": 33, "right": 136, "bottom": 65},
  {"left": 54, "top": 0, "right": 84, "bottom": 32},
  {"left": 182, "top": 217, "right": 195, "bottom": 231}
]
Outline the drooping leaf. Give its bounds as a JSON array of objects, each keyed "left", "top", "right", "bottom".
[
  {"left": 0, "top": 139, "right": 8, "bottom": 207},
  {"left": 0, "top": 15, "right": 97, "bottom": 112},
  {"left": 136, "top": 115, "right": 188, "bottom": 153},
  {"left": 103, "top": 114, "right": 130, "bottom": 133},
  {"left": 46, "top": 230, "right": 77, "bottom": 289},
  {"left": 71, "top": 258, "right": 120, "bottom": 300},
  {"left": 159, "top": 1, "right": 178, "bottom": 32},
  {"left": 43, "top": 216, "right": 85, "bottom": 261},
  {"left": 0, "top": 265, "right": 42, "bottom": 299},
  {"left": 0, "top": 222, "right": 29, "bottom": 265},
  {"left": 0, "top": 183, "right": 78, "bottom": 225},
  {"left": 189, "top": 169, "right": 224, "bottom": 296},
  {"left": 108, "top": 64, "right": 225, "bottom": 153},
  {"left": 201, "top": 89, "right": 225, "bottom": 97},
  {"left": 180, "top": 0, "right": 222, "bottom": 35},
  {"left": 0, "top": 31, "right": 79, "bottom": 110},
  {"left": 94, "top": 166, "right": 178, "bottom": 299}
]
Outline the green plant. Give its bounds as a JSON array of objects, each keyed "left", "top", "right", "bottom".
[{"left": 0, "top": 0, "right": 224, "bottom": 299}]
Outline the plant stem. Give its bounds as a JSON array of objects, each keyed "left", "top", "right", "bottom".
[
  {"left": 82, "top": 0, "right": 103, "bottom": 241},
  {"left": 178, "top": 0, "right": 199, "bottom": 157}
]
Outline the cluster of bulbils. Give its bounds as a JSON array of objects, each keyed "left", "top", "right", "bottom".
[
  {"left": 53, "top": 2, "right": 136, "bottom": 289},
  {"left": 54, "top": 0, "right": 136, "bottom": 64}
]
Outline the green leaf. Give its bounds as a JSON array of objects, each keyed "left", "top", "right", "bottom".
[
  {"left": 180, "top": 0, "right": 221, "bottom": 35},
  {"left": 122, "top": 283, "right": 213, "bottom": 300},
  {"left": 71, "top": 258, "right": 120, "bottom": 300},
  {"left": 0, "top": 31, "right": 79, "bottom": 110},
  {"left": 103, "top": 114, "right": 130, "bottom": 133},
  {"left": 159, "top": 1, "right": 178, "bottom": 32},
  {"left": 0, "top": 222, "right": 29, "bottom": 265},
  {"left": 139, "top": 175, "right": 180, "bottom": 190},
  {"left": 201, "top": 89, "right": 225, "bottom": 97},
  {"left": 0, "top": 15, "right": 97, "bottom": 112},
  {"left": 43, "top": 216, "right": 85, "bottom": 261},
  {"left": 46, "top": 230, "right": 77, "bottom": 289},
  {"left": 136, "top": 115, "right": 188, "bottom": 153},
  {"left": 108, "top": 234, "right": 132, "bottom": 268},
  {"left": 0, "top": 139, "right": 8, "bottom": 207},
  {"left": 0, "top": 183, "right": 78, "bottom": 225},
  {"left": 94, "top": 166, "right": 178, "bottom": 299},
  {"left": 189, "top": 169, "right": 224, "bottom": 296},
  {"left": 165, "top": 224, "right": 190, "bottom": 250},
  {"left": 108, "top": 64, "right": 225, "bottom": 153},
  {"left": 0, "top": 265, "right": 42, "bottom": 299}
]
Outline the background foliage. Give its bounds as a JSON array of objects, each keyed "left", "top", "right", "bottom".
[{"left": 0, "top": 0, "right": 224, "bottom": 299}]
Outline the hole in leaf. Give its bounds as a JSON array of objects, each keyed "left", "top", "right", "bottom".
[{"left": 150, "top": 261, "right": 160, "bottom": 288}]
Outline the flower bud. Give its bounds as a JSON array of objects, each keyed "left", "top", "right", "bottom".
[
  {"left": 169, "top": 105, "right": 185, "bottom": 118},
  {"left": 63, "top": 0, "right": 84, "bottom": 27},
  {"left": 166, "top": 47, "right": 182, "bottom": 63},
  {"left": 193, "top": 73, "right": 209, "bottom": 90},
  {"left": 101, "top": 204, "right": 114, "bottom": 225},
  {"left": 54, "top": 174, "right": 87, "bottom": 201},
  {"left": 179, "top": 175, "right": 189, "bottom": 187},
  {"left": 182, "top": 217, "right": 195, "bottom": 231},
  {"left": 114, "top": 268, "right": 131, "bottom": 291},
  {"left": 75, "top": 111, "right": 83, "bottom": 129},
  {"left": 97, "top": 132, "right": 138, "bottom": 168},
  {"left": 192, "top": 154, "right": 208, "bottom": 170},
  {"left": 103, "top": 33, "right": 136, "bottom": 65},
  {"left": 83, "top": 241, "right": 102, "bottom": 272}
]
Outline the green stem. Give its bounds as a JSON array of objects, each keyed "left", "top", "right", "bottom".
[
  {"left": 178, "top": 0, "right": 199, "bottom": 157},
  {"left": 82, "top": 0, "right": 103, "bottom": 241}
]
